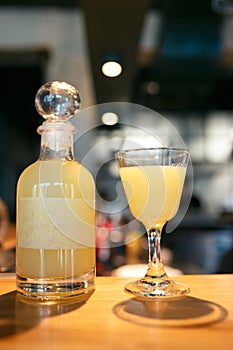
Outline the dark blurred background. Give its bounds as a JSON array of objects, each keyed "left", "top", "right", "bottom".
[{"left": 1, "top": 0, "right": 233, "bottom": 275}]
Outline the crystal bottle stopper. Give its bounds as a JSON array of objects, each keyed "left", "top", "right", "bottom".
[{"left": 35, "top": 81, "right": 81, "bottom": 122}]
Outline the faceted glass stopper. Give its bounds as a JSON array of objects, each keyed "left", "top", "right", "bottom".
[{"left": 35, "top": 81, "right": 81, "bottom": 121}]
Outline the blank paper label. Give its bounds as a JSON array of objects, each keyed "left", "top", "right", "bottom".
[{"left": 17, "top": 197, "right": 95, "bottom": 249}]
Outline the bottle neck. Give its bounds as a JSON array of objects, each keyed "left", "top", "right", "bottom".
[{"left": 38, "top": 122, "right": 75, "bottom": 161}]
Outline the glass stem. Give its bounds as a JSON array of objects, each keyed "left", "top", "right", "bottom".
[{"left": 145, "top": 227, "right": 167, "bottom": 279}]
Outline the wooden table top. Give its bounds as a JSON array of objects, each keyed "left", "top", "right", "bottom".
[{"left": 0, "top": 274, "right": 233, "bottom": 349}]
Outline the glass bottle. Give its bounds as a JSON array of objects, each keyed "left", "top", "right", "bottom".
[{"left": 16, "top": 81, "right": 95, "bottom": 300}]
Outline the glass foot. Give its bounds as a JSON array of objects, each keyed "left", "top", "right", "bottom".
[{"left": 124, "top": 277, "right": 190, "bottom": 298}]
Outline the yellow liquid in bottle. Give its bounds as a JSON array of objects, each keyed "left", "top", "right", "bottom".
[
  {"left": 119, "top": 165, "right": 186, "bottom": 228},
  {"left": 16, "top": 159, "right": 95, "bottom": 298}
]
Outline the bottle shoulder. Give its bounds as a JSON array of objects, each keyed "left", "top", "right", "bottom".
[
  {"left": 17, "top": 159, "right": 95, "bottom": 194},
  {"left": 18, "top": 159, "right": 89, "bottom": 175},
  {"left": 18, "top": 160, "right": 40, "bottom": 179}
]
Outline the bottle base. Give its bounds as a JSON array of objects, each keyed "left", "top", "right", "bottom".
[{"left": 16, "top": 268, "right": 95, "bottom": 301}]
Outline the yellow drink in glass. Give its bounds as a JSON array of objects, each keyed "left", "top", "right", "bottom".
[
  {"left": 119, "top": 165, "right": 186, "bottom": 229},
  {"left": 116, "top": 147, "right": 190, "bottom": 298}
]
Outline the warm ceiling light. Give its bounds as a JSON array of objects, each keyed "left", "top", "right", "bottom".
[
  {"left": 101, "top": 61, "right": 122, "bottom": 77},
  {"left": 101, "top": 112, "right": 119, "bottom": 126}
]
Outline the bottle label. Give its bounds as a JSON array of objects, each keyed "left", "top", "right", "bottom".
[{"left": 17, "top": 197, "right": 95, "bottom": 249}]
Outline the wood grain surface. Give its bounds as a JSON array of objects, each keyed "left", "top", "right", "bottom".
[{"left": 0, "top": 274, "right": 233, "bottom": 349}]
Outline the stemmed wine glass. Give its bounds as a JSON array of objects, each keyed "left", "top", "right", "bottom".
[{"left": 116, "top": 147, "right": 190, "bottom": 298}]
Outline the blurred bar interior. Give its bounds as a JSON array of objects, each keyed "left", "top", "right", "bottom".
[{"left": 1, "top": 0, "right": 233, "bottom": 275}]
